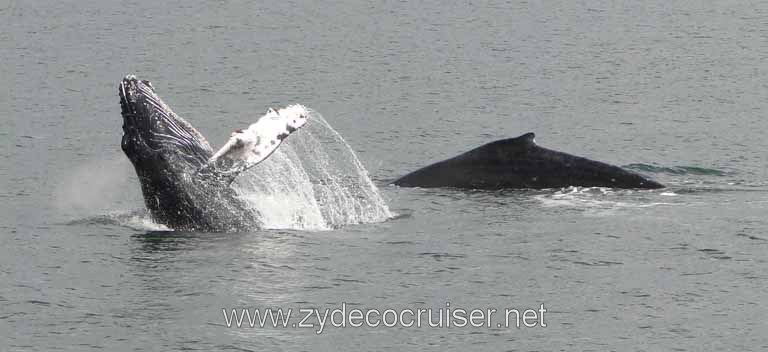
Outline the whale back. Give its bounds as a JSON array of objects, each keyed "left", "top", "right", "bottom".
[{"left": 393, "top": 133, "right": 663, "bottom": 189}]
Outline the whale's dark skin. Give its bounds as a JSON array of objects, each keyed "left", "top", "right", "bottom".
[
  {"left": 119, "top": 76, "right": 259, "bottom": 231},
  {"left": 393, "top": 133, "right": 664, "bottom": 190}
]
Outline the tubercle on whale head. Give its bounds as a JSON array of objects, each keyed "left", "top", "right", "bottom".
[
  {"left": 119, "top": 75, "right": 149, "bottom": 160},
  {"left": 118, "top": 75, "right": 153, "bottom": 102},
  {"left": 118, "top": 75, "right": 157, "bottom": 128}
]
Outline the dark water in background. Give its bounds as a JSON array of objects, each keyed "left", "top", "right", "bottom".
[{"left": 3, "top": 0, "right": 768, "bottom": 350}]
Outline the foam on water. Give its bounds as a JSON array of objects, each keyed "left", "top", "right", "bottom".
[
  {"left": 534, "top": 186, "right": 674, "bottom": 213},
  {"left": 234, "top": 108, "right": 393, "bottom": 231}
]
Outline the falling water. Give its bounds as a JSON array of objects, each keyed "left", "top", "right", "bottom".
[{"left": 234, "top": 108, "right": 394, "bottom": 231}]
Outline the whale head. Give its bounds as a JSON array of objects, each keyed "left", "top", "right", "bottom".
[
  {"left": 118, "top": 75, "right": 258, "bottom": 230},
  {"left": 118, "top": 75, "right": 214, "bottom": 170}
]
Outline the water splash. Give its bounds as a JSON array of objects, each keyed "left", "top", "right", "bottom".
[
  {"left": 53, "top": 154, "right": 137, "bottom": 214},
  {"left": 66, "top": 210, "right": 170, "bottom": 232},
  {"left": 234, "top": 108, "right": 393, "bottom": 231}
]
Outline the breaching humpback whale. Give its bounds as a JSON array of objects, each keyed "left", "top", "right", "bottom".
[
  {"left": 119, "top": 75, "right": 309, "bottom": 231},
  {"left": 393, "top": 133, "right": 663, "bottom": 190}
]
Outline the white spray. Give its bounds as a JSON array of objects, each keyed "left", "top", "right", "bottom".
[{"left": 234, "top": 108, "right": 393, "bottom": 231}]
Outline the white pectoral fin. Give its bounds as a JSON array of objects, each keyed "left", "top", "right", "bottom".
[
  {"left": 209, "top": 137, "right": 240, "bottom": 163},
  {"left": 206, "top": 104, "right": 310, "bottom": 175}
]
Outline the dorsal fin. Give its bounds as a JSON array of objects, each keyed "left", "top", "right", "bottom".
[
  {"left": 517, "top": 132, "right": 536, "bottom": 146},
  {"left": 458, "top": 132, "right": 538, "bottom": 161},
  {"left": 483, "top": 132, "right": 536, "bottom": 150}
]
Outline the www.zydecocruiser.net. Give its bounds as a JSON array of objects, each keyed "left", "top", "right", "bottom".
[{"left": 222, "top": 303, "right": 547, "bottom": 334}]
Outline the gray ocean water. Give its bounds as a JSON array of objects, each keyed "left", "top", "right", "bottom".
[{"left": 3, "top": 0, "right": 768, "bottom": 350}]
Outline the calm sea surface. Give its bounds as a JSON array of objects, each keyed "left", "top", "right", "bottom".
[{"left": 3, "top": 1, "right": 768, "bottom": 350}]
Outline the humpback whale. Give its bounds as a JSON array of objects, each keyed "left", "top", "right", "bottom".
[
  {"left": 119, "top": 75, "right": 309, "bottom": 231},
  {"left": 393, "top": 133, "right": 663, "bottom": 190}
]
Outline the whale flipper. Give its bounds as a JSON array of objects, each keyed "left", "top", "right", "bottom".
[{"left": 200, "top": 105, "right": 309, "bottom": 183}]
